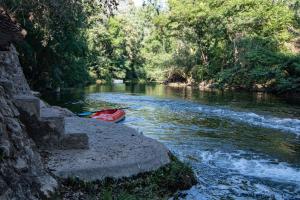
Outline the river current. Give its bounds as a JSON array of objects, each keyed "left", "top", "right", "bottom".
[{"left": 42, "top": 84, "right": 300, "bottom": 200}]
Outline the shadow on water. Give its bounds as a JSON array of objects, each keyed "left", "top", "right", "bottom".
[{"left": 41, "top": 83, "right": 300, "bottom": 199}]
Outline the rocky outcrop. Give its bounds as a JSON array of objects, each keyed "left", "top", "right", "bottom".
[{"left": 0, "top": 46, "right": 57, "bottom": 199}]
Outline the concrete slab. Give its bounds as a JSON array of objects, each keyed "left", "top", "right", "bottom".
[
  {"left": 60, "top": 133, "right": 89, "bottom": 150},
  {"left": 47, "top": 117, "right": 170, "bottom": 181}
]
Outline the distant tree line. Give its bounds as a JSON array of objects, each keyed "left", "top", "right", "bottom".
[
  {"left": 1, "top": 0, "right": 300, "bottom": 93},
  {"left": 96, "top": 0, "right": 300, "bottom": 93}
]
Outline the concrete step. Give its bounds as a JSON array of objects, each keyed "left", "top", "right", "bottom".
[
  {"left": 40, "top": 107, "right": 89, "bottom": 150},
  {"left": 13, "top": 96, "right": 62, "bottom": 149},
  {"left": 14, "top": 97, "right": 89, "bottom": 150},
  {"left": 40, "top": 107, "right": 65, "bottom": 134}
]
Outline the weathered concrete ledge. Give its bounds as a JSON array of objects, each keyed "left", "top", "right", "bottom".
[{"left": 47, "top": 117, "right": 170, "bottom": 181}]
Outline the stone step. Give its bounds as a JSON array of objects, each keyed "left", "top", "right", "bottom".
[
  {"left": 14, "top": 97, "right": 89, "bottom": 150},
  {"left": 13, "top": 97, "right": 63, "bottom": 149},
  {"left": 40, "top": 107, "right": 89, "bottom": 150},
  {"left": 40, "top": 107, "right": 65, "bottom": 135}
]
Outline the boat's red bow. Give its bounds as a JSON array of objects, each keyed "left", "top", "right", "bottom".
[{"left": 91, "top": 109, "right": 125, "bottom": 123}]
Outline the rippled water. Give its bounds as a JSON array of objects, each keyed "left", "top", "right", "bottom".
[{"left": 42, "top": 84, "right": 300, "bottom": 199}]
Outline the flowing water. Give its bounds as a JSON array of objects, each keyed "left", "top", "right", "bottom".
[{"left": 42, "top": 84, "right": 300, "bottom": 199}]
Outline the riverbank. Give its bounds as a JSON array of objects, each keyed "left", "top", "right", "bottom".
[
  {"left": 51, "top": 154, "right": 197, "bottom": 200},
  {"left": 165, "top": 81, "right": 265, "bottom": 92},
  {"left": 92, "top": 78, "right": 297, "bottom": 94},
  {"left": 164, "top": 81, "right": 300, "bottom": 97}
]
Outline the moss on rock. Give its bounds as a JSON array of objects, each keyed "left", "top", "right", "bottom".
[{"left": 51, "top": 154, "right": 197, "bottom": 200}]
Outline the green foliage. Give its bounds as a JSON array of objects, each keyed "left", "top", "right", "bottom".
[
  {"left": 133, "top": 0, "right": 300, "bottom": 92},
  {"left": 87, "top": 4, "right": 151, "bottom": 83},
  {"left": 2, "top": 0, "right": 300, "bottom": 92},
  {"left": 92, "top": 0, "right": 300, "bottom": 92},
  {"left": 1, "top": 0, "right": 116, "bottom": 89}
]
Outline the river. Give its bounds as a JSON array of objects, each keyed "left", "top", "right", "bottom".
[{"left": 42, "top": 84, "right": 300, "bottom": 199}]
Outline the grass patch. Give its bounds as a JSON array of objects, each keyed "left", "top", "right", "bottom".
[{"left": 51, "top": 154, "right": 197, "bottom": 200}]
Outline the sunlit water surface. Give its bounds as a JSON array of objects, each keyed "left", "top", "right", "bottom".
[{"left": 42, "top": 84, "right": 300, "bottom": 200}]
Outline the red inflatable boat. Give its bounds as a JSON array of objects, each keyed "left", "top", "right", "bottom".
[{"left": 91, "top": 109, "right": 125, "bottom": 123}]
